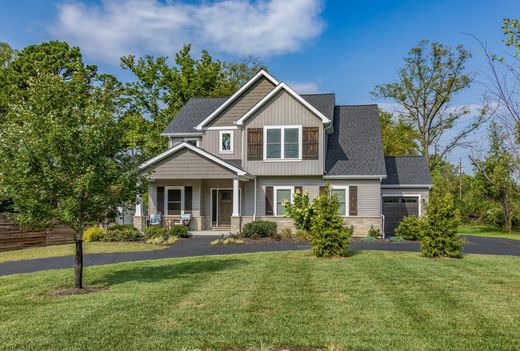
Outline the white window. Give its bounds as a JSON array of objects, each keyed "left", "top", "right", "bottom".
[
  {"left": 185, "top": 138, "right": 199, "bottom": 147},
  {"left": 164, "top": 186, "right": 184, "bottom": 216},
  {"left": 330, "top": 186, "right": 348, "bottom": 216},
  {"left": 264, "top": 126, "right": 302, "bottom": 160},
  {"left": 274, "top": 186, "right": 294, "bottom": 216},
  {"left": 219, "top": 131, "right": 233, "bottom": 153}
]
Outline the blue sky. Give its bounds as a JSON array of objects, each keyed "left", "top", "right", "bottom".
[{"left": 1, "top": 0, "right": 518, "bottom": 168}]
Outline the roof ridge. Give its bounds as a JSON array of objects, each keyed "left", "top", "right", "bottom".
[
  {"left": 335, "top": 104, "right": 378, "bottom": 107},
  {"left": 189, "top": 96, "right": 229, "bottom": 100},
  {"left": 385, "top": 156, "right": 425, "bottom": 158},
  {"left": 300, "top": 92, "right": 335, "bottom": 96}
]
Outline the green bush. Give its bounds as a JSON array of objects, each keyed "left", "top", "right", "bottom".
[
  {"left": 83, "top": 226, "right": 106, "bottom": 242},
  {"left": 144, "top": 226, "right": 168, "bottom": 240},
  {"left": 103, "top": 224, "right": 142, "bottom": 242},
  {"left": 283, "top": 190, "right": 314, "bottom": 231},
  {"left": 368, "top": 225, "right": 381, "bottom": 238},
  {"left": 169, "top": 225, "right": 189, "bottom": 238},
  {"left": 241, "top": 220, "right": 277, "bottom": 238},
  {"left": 309, "top": 184, "right": 352, "bottom": 257},
  {"left": 421, "top": 190, "right": 462, "bottom": 258},
  {"left": 395, "top": 216, "right": 424, "bottom": 240}
]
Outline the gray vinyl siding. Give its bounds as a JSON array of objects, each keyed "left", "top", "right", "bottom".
[
  {"left": 149, "top": 149, "right": 236, "bottom": 180},
  {"left": 200, "top": 129, "right": 242, "bottom": 160},
  {"left": 148, "top": 179, "right": 202, "bottom": 216},
  {"left": 243, "top": 177, "right": 381, "bottom": 217},
  {"left": 381, "top": 187, "right": 430, "bottom": 216},
  {"left": 168, "top": 137, "right": 202, "bottom": 148},
  {"left": 243, "top": 90, "right": 324, "bottom": 175},
  {"left": 207, "top": 77, "right": 275, "bottom": 127}
]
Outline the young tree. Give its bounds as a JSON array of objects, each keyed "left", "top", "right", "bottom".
[
  {"left": 421, "top": 188, "right": 462, "bottom": 258},
  {"left": 121, "top": 44, "right": 263, "bottom": 158},
  {"left": 372, "top": 40, "right": 488, "bottom": 165},
  {"left": 0, "top": 66, "right": 142, "bottom": 289},
  {"left": 379, "top": 110, "right": 419, "bottom": 155},
  {"left": 470, "top": 122, "right": 518, "bottom": 232}
]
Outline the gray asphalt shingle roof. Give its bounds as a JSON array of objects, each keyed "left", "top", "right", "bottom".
[
  {"left": 325, "top": 105, "right": 387, "bottom": 176},
  {"left": 162, "top": 93, "right": 336, "bottom": 134},
  {"left": 382, "top": 156, "right": 433, "bottom": 185}
]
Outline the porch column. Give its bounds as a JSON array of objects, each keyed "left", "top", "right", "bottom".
[
  {"left": 232, "top": 178, "right": 239, "bottom": 217},
  {"left": 134, "top": 194, "right": 144, "bottom": 217}
]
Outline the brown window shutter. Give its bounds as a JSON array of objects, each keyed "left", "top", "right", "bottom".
[
  {"left": 294, "top": 186, "right": 303, "bottom": 195},
  {"left": 184, "top": 186, "right": 192, "bottom": 214},
  {"left": 349, "top": 186, "right": 358, "bottom": 216},
  {"left": 156, "top": 186, "right": 164, "bottom": 215},
  {"left": 303, "top": 127, "right": 319, "bottom": 160},
  {"left": 247, "top": 128, "right": 263, "bottom": 160},
  {"left": 265, "top": 186, "right": 273, "bottom": 215}
]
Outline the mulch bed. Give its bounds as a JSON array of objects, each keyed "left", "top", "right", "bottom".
[{"left": 48, "top": 286, "right": 107, "bottom": 296}]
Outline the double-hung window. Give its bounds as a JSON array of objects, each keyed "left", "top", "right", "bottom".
[
  {"left": 264, "top": 126, "right": 301, "bottom": 160},
  {"left": 330, "top": 187, "right": 348, "bottom": 216},
  {"left": 165, "top": 186, "right": 184, "bottom": 216},
  {"left": 274, "top": 186, "right": 293, "bottom": 216},
  {"left": 219, "top": 131, "right": 233, "bottom": 153}
]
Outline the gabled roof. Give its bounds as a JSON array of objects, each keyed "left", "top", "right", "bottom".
[
  {"left": 195, "top": 69, "right": 279, "bottom": 130},
  {"left": 325, "top": 105, "right": 387, "bottom": 178},
  {"left": 382, "top": 156, "right": 433, "bottom": 186},
  {"left": 140, "top": 142, "right": 248, "bottom": 176},
  {"left": 235, "top": 82, "right": 332, "bottom": 126},
  {"left": 162, "top": 93, "right": 335, "bottom": 135}
]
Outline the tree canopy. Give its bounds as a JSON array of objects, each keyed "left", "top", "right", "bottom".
[{"left": 379, "top": 110, "right": 419, "bottom": 156}]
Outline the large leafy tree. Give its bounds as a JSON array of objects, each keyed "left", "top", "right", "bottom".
[
  {"left": 373, "top": 40, "right": 488, "bottom": 165},
  {"left": 379, "top": 110, "right": 419, "bottom": 156},
  {"left": 0, "top": 42, "right": 142, "bottom": 289},
  {"left": 470, "top": 122, "right": 518, "bottom": 233},
  {"left": 121, "top": 44, "right": 263, "bottom": 158}
]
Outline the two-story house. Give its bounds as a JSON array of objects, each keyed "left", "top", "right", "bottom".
[{"left": 134, "top": 70, "right": 433, "bottom": 236}]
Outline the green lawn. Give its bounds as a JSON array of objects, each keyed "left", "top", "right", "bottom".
[
  {"left": 458, "top": 224, "right": 520, "bottom": 240},
  {"left": 1, "top": 251, "right": 519, "bottom": 350},
  {"left": 0, "top": 242, "right": 167, "bottom": 263}
]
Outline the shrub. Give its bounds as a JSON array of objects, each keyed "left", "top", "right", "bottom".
[
  {"left": 241, "top": 220, "right": 277, "bottom": 238},
  {"left": 280, "top": 227, "right": 293, "bottom": 239},
  {"left": 210, "top": 235, "right": 244, "bottom": 245},
  {"left": 388, "top": 235, "right": 405, "bottom": 242},
  {"left": 395, "top": 216, "right": 424, "bottom": 240},
  {"left": 284, "top": 190, "right": 314, "bottom": 231},
  {"left": 360, "top": 235, "right": 377, "bottom": 242},
  {"left": 83, "top": 226, "right": 106, "bottom": 242},
  {"left": 169, "top": 225, "right": 189, "bottom": 238},
  {"left": 309, "top": 184, "right": 352, "bottom": 257},
  {"left": 294, "top": 229, "right": 310, "bottom": 240},
  {"left": 103, "top": 224, "right": 142, "bottom": 242},
  {"left": 144, "top": 226, "right": 168, "bottom": 240},
  {"left": 368, "top": 225, "right": 381, "bottom": 238},
  {"left": 146, "top": 236, "right": 179, "bottom": 245},
  {"left": 421, "top": 189, "right": 462, "bottom": 258}
]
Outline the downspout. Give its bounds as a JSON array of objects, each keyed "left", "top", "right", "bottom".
[
  {"left": 253, "top": 176, "right": 257, "bottom": 221},
  {"left": 379, "top": 176, "right": 385, "bottom": 238}
]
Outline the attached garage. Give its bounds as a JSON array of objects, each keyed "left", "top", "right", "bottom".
[{"left": 382, "top": 196, "right": 419, "bottom": 235}]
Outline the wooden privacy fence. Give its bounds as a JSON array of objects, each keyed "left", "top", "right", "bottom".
[{"left": 0, "top": 214, "right": 75, "bottom": 252}]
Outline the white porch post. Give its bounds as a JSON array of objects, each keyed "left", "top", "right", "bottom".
[
  {"left": 135, "top": 194, "right": 144, "bottom": 217},
  {"left": 232, "top": 178, "right": 240, "bottom": 217}
]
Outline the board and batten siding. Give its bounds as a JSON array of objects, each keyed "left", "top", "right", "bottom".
[
  {"left": 243, "top": 90, "right": 324, "bottom": 175},
  {"left": 206, "top": 77, "right": 276, "bottom": 127},
  {"left": 242, "top": 177, "right": 382, "bottom": 217},
  {"left": 381, "top": 187, "right": 430, "bottom": 216},
  {"left": 149, "top": 149, "right": 236, "bottom": 180},
  {"left": 148, "top": 179, "right": 202, "bottom": 216},
  {"left": 200, "top": 129, "right": 242, "bottom": 160}
]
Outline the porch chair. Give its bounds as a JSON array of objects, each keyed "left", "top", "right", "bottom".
[
  {"left": 176, "top": 213, "right": 192, "bottom": 227},
  {"left": 149, "top": 213, "right": 162, "bottom": 226}
]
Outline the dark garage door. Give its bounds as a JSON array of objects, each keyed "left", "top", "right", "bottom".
[{"left": 383, "top": 197, "right": 419, "bottom": 235}]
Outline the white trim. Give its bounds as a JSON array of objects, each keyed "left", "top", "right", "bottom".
[
  {"left": 382, "top": 193, "right": 422, "bottom": 216},
  {"left": 195, "top": 69, "right": 279, "bottom": 130},
  {"left": 210, "top": 188, "right": 241, "bottom": 226},
  {"left": 164, "top": 186, "right": 184, "bottom": 216},
  {"left": 381, "top": 184, "right": 433, "bottom": 189},
  {"left": 139, "top": 142, "right": 247, "bottom": 176},
  {"left": 235, "top": 82, "right": 331, "bottom": 126},
  {"left": 204, "top": 126, "right": 239, "bottom": 131},
  {"left": 219, "top": 130, "right": 234, "bottom": 154},
  {"left": 330, "top": 186, "right": 349, "bottom": 217},
  {"left": 263, "top": 125, "right": 302, "bottom": 161},
  {"left": 323, "top": 175, "right": 387, "bottom": 179},
  {"left": 273, "top": 186, "right": 294, "bottom": 216},
  {"left": 160, "top": 132, "right": 203, "bottom": 137}
]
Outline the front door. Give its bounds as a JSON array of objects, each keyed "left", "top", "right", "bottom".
[{"left": 218, "top": 190, "right": 233, "bottom": 226}]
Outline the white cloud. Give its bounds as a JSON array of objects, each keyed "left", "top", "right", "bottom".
[
  {"left": 287, "top": 81, "right": 320, "bottom": 94},
  {"left": 50, "top": 0, "right": 325, "bottom": 63}
]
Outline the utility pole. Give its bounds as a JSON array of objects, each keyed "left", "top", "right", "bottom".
[{"left": 458, "top": 158, "right": 463, "bottom": 200}]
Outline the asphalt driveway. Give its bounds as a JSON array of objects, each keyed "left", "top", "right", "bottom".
[{"left": 0, "top": 235, "right": 518, "bottom": 276}]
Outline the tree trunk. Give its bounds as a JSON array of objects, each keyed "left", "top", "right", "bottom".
[
  {"left": 502, "top": 197, "right": 512, "bottom": 234},
  {"left": 74, "top": 238, "right": 83, "bottom": 289}
]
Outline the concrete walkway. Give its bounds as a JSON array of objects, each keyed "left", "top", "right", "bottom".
[{"left": 0, "top": 235, "right": 518, "bottom": 276}]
